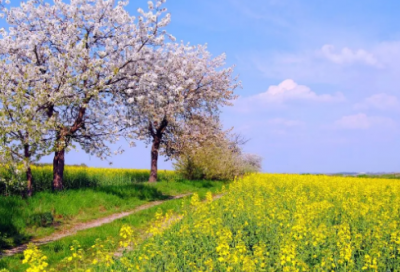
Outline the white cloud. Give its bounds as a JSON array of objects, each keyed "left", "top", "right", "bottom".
[
  {"left": 233, "top": 79, "right": 345, "bottom": 112},
  {"left": 266, "top": 118, "right": 304, "bottom": 127},
  {"left": 270, "top": 129, "right": 287, "bottom": 136},
  {"left": 246, "top": 42, "right": 400, "bottom": 84},
  {"left": 329, "top": 113, "right": 396, "bottom": 130},
  {"left": 227, "top": 0, "right": 291, "bottom": 26},
  {"left": 253, "top": 79, "right": 345, "bottom": 104},
  {"left": 354, "top": 93, "right": 400, "bottom": 111},
  {"left": 319, "top": 44, "right": 380, "bottom": 67},
  {"left": 332, "top": 113, "right": 371, "bottom": 129},
  {"left": 374, "top": 41, "right": 400, "bottom": 71}
]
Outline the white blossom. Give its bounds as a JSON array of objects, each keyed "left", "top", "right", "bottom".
[
  {"left": 0, "top": 0, "right": 171, "bottom": 184},
  {"left": 123, "top": 42, "right": 240, "bottom": 181}
]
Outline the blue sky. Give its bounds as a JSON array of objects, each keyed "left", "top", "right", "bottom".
[{"left": 16, "top": 0, "right": 400, "bottom": 172}]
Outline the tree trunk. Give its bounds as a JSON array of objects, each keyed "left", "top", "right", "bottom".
[
  {"left": 26, "top": 166, "right": 33, "bottom": 197},
  {"left": 23, "top": 144, "right": 33, "bottom": 197},
  {"left": 149, "top": 134, "right": 161, "bottom": 183},
  {"left": 52, "top": 148, "right": 65, "bottom": 191},
  {"left": 51, "top": 104, "right": 85, "bottom": 191}
]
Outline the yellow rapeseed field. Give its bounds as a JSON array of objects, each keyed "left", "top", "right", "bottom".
[
  {"left": 27, "top": 165, "right": 178, "bottom": 190},
  {"left": 20, "top": 174, "right": 400, "bottom": 271}
]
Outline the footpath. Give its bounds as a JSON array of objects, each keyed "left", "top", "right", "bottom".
[{"left": 1, "top": 193, "right": 192, "bottom": 257}]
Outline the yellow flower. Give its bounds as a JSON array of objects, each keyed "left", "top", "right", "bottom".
[{"left": 22, "top": 244, "right": 48, "bottom": 272}]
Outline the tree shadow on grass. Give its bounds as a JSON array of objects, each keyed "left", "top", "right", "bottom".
[
  {"left": 177, "top": 179, "right": 223, "bottom": 189},
  {"left": 95, "top": 184, "right": 170, "bottom": 201},
  {"left": 0, "top": 198, "right": 32, "bottom": 251}
]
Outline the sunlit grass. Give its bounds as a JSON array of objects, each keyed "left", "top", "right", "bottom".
[
  {"left": 0, "top": 165, "right": 225, "bottom": 251},
  {"left": 0, "top": 186, "right": 223, "bottom": 272}
]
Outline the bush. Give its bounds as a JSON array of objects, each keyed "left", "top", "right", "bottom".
[
  {"left": 174, "top": 138, "right": 262, "bottom": 181},
  {"left": 26, "top": 212, "right": 54, "bottom": 228}
]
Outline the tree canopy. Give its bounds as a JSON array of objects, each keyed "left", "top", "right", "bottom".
[{"left": 0, "top": 0, "right": 241, "bottom": 192}]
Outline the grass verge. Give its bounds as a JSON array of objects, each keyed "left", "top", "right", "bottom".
[
  {"left": 0, "top": 185, "right": 223, "bottom": 271},
  {"left": 0, "top": 179, "right": 224, "bottom": 251}
]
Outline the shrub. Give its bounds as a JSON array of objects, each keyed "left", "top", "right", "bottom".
[
  {"left": 239, "top": 153, "right": 263, "bottom": 174},
  {"left": 174, "top": 137, "right": 262, "bottom": 181},
  {"left": 26, "top": 212, "right": 54, "bottom": 228}
]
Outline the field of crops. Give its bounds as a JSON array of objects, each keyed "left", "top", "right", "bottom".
[
  {"left": 5, "top": 173, "right": 400, "bottom": 271},
  {"left": 108, "top": 174, "right": 400, "bottom": 271},
  {"left": 0, "top": 165, "right": 179, "bottom": 196}
]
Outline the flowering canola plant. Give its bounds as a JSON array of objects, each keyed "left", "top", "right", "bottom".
[
  {"left": 18, "top": 174, "right": 400, "bottom": 271},
  {"left": 27, "top": 165, "right": 178, "bottom": 189},
  {"left": 22, "top": 244, "right": 48, "bottom": 272},
  {"left": 112, "top": 174, "right": 400, "bottom": 271}
]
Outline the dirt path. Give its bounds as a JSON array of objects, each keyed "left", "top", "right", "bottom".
[{"left": 0, "top": 193, "right": 192, "bottom": 257}]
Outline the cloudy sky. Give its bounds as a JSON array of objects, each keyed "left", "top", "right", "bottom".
[{"left": 38, "top": 0, "right": 400, "bottom": 173}]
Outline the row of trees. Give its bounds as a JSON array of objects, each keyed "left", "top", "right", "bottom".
[{"left": 0, "top": 0, "right": 239, "bottom": 196}]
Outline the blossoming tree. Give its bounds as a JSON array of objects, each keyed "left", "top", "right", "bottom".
[
  {"left": 0, "top": 72, "right": 56, "bottom": 196},
  {"left": 0, "top": 0, "right": 171, "bottom": 191},
  {"left": 0, "top": 0, "right": 55, "bottom": 196},
  {"left": 125, "top": 43, "right": 239, "bottom": 182}
]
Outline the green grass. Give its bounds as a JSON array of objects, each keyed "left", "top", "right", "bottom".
[
  {"left": 0, "top": 176, "right": 225, "bottom": 251},
  {"left": 0, "top": 165, "right": 177, "bottom": 249},
  {"left": 0, "top": 182, "right": 224, "bottom": 272},
  {"left": 0, "top": 185, "right": 159, "bottom": 247}
]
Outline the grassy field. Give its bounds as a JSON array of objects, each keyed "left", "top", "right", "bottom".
[
  {"left": 0, "top": 166, "right": 224, "bottom": 251},
  {"left": 0, "top": 189, "right": 223, "bottom": 272}
]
